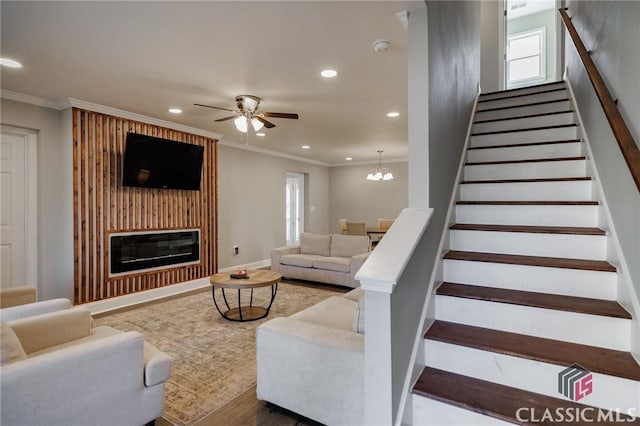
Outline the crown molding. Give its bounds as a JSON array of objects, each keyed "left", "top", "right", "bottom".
[
  {"left": 218, "top": 139, "right": 331, "bottom": 167},
  {"left": 331, "top": 158, "right": 408, "bottom": 167},
  {"left": 64, "top": 98, "right": 225, "bottom": 140},
  {"left": 1, "top": 89, "right": 66, "bottom": 110}
]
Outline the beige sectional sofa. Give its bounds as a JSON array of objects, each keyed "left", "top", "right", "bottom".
[
  {"left": 271, "top": 233, "right": 371, "bottom": 288},
  {"left": 257, "top": 287, "right": 365, "bottom": 425}
]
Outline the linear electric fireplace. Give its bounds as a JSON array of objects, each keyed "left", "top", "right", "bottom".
[{"left": 109, "top": 229, "right": 200, "bottom": 275}]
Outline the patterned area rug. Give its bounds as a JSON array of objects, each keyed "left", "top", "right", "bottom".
[{"left": 95, "top": 280, "right": 344, "bottom": 426}]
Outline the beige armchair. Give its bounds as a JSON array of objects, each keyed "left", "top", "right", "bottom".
[{"left": 1, "top": 307, "right": 171, "bottom": 426}]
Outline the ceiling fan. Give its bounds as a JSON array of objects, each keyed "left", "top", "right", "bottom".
[{"left": 195, "top": 95, "right": 299, "bottom": 132}]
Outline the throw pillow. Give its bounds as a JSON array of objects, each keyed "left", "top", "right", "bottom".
[
  {"left": 1, "top": 321, "right": 27, "bottom": 365},
  {"left": 352, "top": 296, "right": 365, "bottom": 334}
]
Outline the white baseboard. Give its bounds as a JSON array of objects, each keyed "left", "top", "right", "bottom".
[{"left": 85, "top": 259, "right": 272, "bottom": 315}]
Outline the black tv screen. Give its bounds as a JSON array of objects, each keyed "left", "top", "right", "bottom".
[{"left": 122, "top": 133, "right": 204, "bottom": 190}]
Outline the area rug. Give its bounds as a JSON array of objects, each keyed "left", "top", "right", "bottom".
[{"left": 95, "top": 280, "right": 345, "bottom": 426}]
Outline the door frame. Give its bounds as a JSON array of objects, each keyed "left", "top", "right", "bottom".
[
  {"left": 1, "top": 125, "right": 38, "bottom": 292},
  {"left": 285, "top": 172, "right": 305, "bottom": 246}
]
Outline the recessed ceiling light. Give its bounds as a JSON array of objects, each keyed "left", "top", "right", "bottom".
[
  {"left": 256, "top": 132, "right": 266, "bottom": 137},
  {"left": 168, "top": 108, "right": 182, "bottom": 114},
  {"left": 345, "top": 157, "right": 352, "bottom": 161},
  {"left": 321, "top": 69, "right": 338, "bottom": 78},
  {"left": 301, "top": 145, "right": 310, "bottom": 149},
  {"left": 386, "top": 112, "right": 400, "bottom": 117},
  {"left": 0, "top": 58, "right": 22, "bottom": 68}
]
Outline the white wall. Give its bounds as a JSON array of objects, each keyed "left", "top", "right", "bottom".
[
  {"left": 217, "top": 144, "right": 330, "bottom": 269},
  {"left": 329, "top": 161, "right": 408, "bottom": 234},
  {"left": 481, "top": 0, "right": 503, "bottom": 93},
  {"left": 0, "top": 99, "right": 74, "bottom": 301}
]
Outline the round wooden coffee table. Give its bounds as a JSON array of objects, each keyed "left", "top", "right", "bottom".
[{"left": 209, "top": 269, "right": 281, "bottom": 322}]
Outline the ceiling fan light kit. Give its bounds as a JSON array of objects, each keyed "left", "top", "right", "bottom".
[
  {"left": 366, "top": 150, "right": 394, "bottom": 181},
  {"left": 195, "top": 94, "right": 299, "bottom": 134}
]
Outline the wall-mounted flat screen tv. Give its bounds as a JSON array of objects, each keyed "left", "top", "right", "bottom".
[{"left": 122, "top": 132, "right": 204, "bottom": 190}]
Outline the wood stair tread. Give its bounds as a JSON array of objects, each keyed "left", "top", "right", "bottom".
[
  {"left": 471, "top": 123, "right": 577, "bottom": 136},
  {"left": 424, "top": 321, "right": 640, "bottom": 381},
  {"left": 457, "top": 201, "right": 599, "bottom": 205},
  {"left": 450, "top": 223, "right": 606, "bottom": 235},
  {"left": 478, "top": 87, "right": 567, "bottom": 103},
  {"left": 443, "top": 250, "right": 616, "bottom": 272},
  {"left": 466, "top": 156, "right": 585, "bottom": 166},
  {"left": 413, "top": 367, "right": 640, "bottom": 424},
  {"left": 477, "top": 98, "right": 570, "bottom": 113},
  {"left": 468, "top": 139, "right": 582, "bottom": 150},
  {"left": 461, "top": 177, "right": 592, "bottom": 184},
  {"left": 474, "top": 109, "right": 574, "bottom": 124},
  {"left": 436, "top": 282, "right": 631, "bottom": 319}
]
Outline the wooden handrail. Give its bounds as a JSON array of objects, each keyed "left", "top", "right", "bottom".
[{"left": 559, "top": 8, "right": 640, "bottom": 192}]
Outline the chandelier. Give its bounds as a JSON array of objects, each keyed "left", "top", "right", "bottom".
[
  {"left": 366, "top": 150, "right": 394, "bottom": 181},
  {"left": 234, "top": 115, "right": 264, "bottom": 133}
]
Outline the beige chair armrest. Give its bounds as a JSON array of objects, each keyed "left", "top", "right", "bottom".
[
  {"left": 349, "top": 252, "right": 371, "bottom": 286},
  {"left": 143, "top": 341, "right": 172, "bottom": 387},
  {"left": 0, "top": 298, "right": 73, "bottom": 322},
  {"left": 8, "top": 307, "right": 93, "bottom": 354},
  {"left": 0, "top": 287, "right": 36, "bottom": 308},
  {"left": 270, "top": 245, "right": 301, "bottom": 273}
]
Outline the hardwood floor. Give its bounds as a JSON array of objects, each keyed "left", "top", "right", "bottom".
[{"left": 157, "top": 386, "right": 321, "bottom": 426}]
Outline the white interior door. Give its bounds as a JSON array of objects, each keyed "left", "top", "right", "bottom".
[{"left": 0, "top": 128, "right": 37, "bottom": 290}]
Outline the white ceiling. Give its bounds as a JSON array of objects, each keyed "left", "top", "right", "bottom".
[{"left": 1, "top": 1, "right": 425, "bottom": 165}]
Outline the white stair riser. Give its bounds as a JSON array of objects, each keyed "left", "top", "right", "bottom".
[
  {"left": 424, "top": 341, "right": 640, "bottom": 414},
  {"left": 443, "top": 259, "right": 617, "bottom": 300},
  {"left": 411, "top": 394, "right": 512, "bottom": 426},
  {"left": 460, "top": 180, "right": 592, "bottom": 202},
  {"left": 473, "top": 112, "right": 575, "bottom": 133},
  {"left": 455, "top": 204, "right": 598, "bottom": 227},
  {"left": 455, "top": 204, "right": 599, "bottom": 227},
  {"left": 471, "top": 126, "right": 578, "bottom": 147},
  {"left": 479, "top": 83, "right": 566, "bottom": 102},
  {"left": 449, "top": 230, "right": 606, "bottom": 260},
  {"left": 464, "top": 160, "right": 587, "bottom": 180},
  {"left": 435, "top": 296, "right": 630, "bottom": 351},
  {"left": 478, "top": 89, "right": 568, "bottom": 111},
  {"left": 467, "top": 142, "right": 583, "bottom": 163},
  {"left": 475, "top": 100, "right": 573, "bottom": 121}
]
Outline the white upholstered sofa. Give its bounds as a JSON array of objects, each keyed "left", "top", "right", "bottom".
[
  {"left": 271, "top": 233, "right": 371, "bottom": 288},
  {"left": 1, "top": 306, "right": 171, "bottom": 426},
  {"left": 257, "top": 287, "right": 365, "bottom": 425}
]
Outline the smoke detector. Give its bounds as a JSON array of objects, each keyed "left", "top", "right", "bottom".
[{"left": 372, "top": 39, "right": 391, "bottom": 53}]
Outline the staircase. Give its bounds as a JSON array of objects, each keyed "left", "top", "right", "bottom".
[{"left": 410, "top": 82, "right": 640, "bottom": 425}]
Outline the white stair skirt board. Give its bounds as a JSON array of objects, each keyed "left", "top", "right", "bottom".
[
  {"left": 449, "top": 229, "right": 606, "bottom": 260},
  {"left": 466, "top": 141, "right": 583, "bottom": 163},
  {"left": 424, "top": 341, "right": 640, "bottom": 413},
  {"left": 434, "top": 296, "right": 630, "bottom": 351},
  {"left": 472, "top": 112, "right": 576, "bottom": 134},
  {"left": 479, "top": 82, "right": 566, "bottom": 102},
  {"left": 455, "top": 204, "right": 598, "bottom": 227},
  {"left": 463, "top": 159, "right": 587, "bottom": 181},
  {"left": 470, "top": 126, "right": 578, "bottom": 147},
  {"left": 410, "top": 394, "right": 513, "bottom": 426},
  {"left": 443, "top": 259, "right": 617, "bottom": 300},
  {"left": 475, "top": 100, "right": 573, "bottom": 122},
  {"left": 459, "top": 180, "right": 592, "bottom": 201},
  {"left": 477, "top": 89, "right": 568, "bottom": 111}
]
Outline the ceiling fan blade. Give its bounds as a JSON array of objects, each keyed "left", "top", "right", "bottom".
[
  {"left": 214, "top": 115, "right": 238, "bottom": 122},
  {"left": 262, "top": 112, "right": 299, "bottom": 119},
  {"left": 194, "top": 103, "right": 236, "bottom": 113},
  {"left": 255, "top": 116, "right": 276, "bottom": 129}
]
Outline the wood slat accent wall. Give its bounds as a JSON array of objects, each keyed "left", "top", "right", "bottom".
[{"left": 72, "top": 108, "right": 218, "bottom": 304}]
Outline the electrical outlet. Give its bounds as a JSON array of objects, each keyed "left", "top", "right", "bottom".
[{"left": 233, "top": 246, "right": 239, "bottom": 256}]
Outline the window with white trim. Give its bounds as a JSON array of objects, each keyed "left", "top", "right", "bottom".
[{"left": 507, "top": 27, "right": 546, "bottom": 88}]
